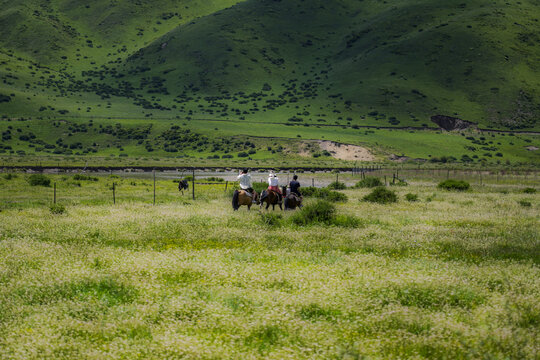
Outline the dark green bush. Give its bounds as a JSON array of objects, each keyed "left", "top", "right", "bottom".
[
  {"left": 258, "top": 213, "right": 283, "bottom": 227},
  {"left": 49, "top": 204, "right": 66, "bottom": 214},
  {"left": 355, "top": 177, "right": 383, "bottom": 188},
  {"left": 3, "top": 173, "right": 17, "bottom": 180},
  {"left": 327, "top": 181, "right": 347, "bottom": 190},
  {"left": 518, "top": 200, "right": 532, "bottom": 207},
  {"left": 523, "top": 188, "right": 536, "bottom": 194},
  {"left": 390, "top": 178, "right": 408, "bottom": 186},
  {"left": 291, "top": 200, "right": 336, "bottom": 225},
  {"left": 252, "top": 181, "right": 268, "bottom": 194},
  {"left": 438, "top": 179, "right": 470, "bottom": 191},
  {"left": 363, "top": 187, "right": 398, "bottom": 204},
  {"left": 73, "top": 174, "right": 98, "bottom": 181},
  {"left": 204, "top": 177, "right": 224, "bottom": 182},
  {"left": 405, "top": 193, "right": 419, "bottom": 202},
  {"left": 28, "top": 174, "right": 51, "bottom": 187},
  {"left": 332, "top": 214, "right": 362, "bottom": 228},
  {"left": 300, "top": 186, "right": 318, "bottom": 196},
  {"left": 301, "top": 187, "right": 347, "bottom": 202}
]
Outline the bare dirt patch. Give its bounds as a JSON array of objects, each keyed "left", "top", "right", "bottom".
[{"left": 299, "top": 140, "right": 375, "bottom": 161}]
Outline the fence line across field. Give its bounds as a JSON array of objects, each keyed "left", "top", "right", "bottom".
[{"left": 2, "top": 167, "right": 538, "bottom": 207}]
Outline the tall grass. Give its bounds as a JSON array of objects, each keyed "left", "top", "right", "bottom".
[{"left": 0, "top": 174, "right": 538, "bottom": 359}]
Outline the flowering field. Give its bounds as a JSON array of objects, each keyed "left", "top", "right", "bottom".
[{"left": 0, "top": 174, "right": 538, "bottom": 359}]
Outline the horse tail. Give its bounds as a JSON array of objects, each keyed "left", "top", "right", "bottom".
[
  {"left": 232, "top": 190, "right": 239, "bottom": 211},
  {"left": 284, "top": 196, "right": 289, "bottom": 210},
  {"left": 260, "top": 190, "right": 267, "bottom": 204}
]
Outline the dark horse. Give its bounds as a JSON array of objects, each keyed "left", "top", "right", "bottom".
[
  {"left": 178, "top": 180, "right": 189, "bottom": 195},
  {"left": 260, "top": 189, "right": 283, "bottom": 211},
  {"left": 283, "top": 186, "right": 303, "bottom": 210},
  {"left": 232, "top": 190, "right": 260, "bottom": 211}
]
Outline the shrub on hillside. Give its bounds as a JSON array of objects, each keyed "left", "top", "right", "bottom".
[
  {"left": 252, "top": 181, "right": 267, "bottom": 193},
  {"left": 3, "top": 173, "right": 17, "bottom": 180},
  {"left": 390, "top": 178, "right": 408, "bottom": 186},
  {"left": 291, "top": 200, "right": 336, "bottom": 225},
  {"left": 49, "top": 204, "right": 66, "bottom": 215},
  {"left": 327, "top": 181, "right": 346, "bottom": 190},
  {"left": 301, "top": 187, "right": 348, "bottom": 202},
  {"left": 300, "top": 186, "right": 318, "bottom": 196},
  {"left": 522, "top": 187, "right": 536, "bottom": 194},
  {"left": 28, "top": 174, "right": 51, "bottom": 187},
  {"left": 73, "top": 174, "right": 98, "bottom": 181},
  {"left": 290, "top": 200, "right": 359, "bottom": 227},
  {"left": 363, "top": 187, "right": 398, "bottom": 204},
  {"left": 205, "top": 177, "right": 224, "bottom": 182},
  {"left": 518, "top": 200, "right": 532, "bottom": 207},
  {"left": 405, "top": 193, "right": 419, "bottom": 202},
  {"left": 438, "top": 179, "right": 470, "bottom": 191},
  {"left": 355, "top": 177, "right": 383, "bottom": 188}
]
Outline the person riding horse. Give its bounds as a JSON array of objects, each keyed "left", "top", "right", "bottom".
[
  {"left": 237, "top": 168, "right": 256, "bottom": 203},
  {"left": 232, "top": 168, "right": 259, "bottom": 210},
  {"left": 289, "top": 175, "right": 301, "bottom": 198},
  {"left": 267, "top": 172, "right": 283, "bottom": 204},
  {"left": 284, "top": 174, "right": 303, "bottom": 210}
]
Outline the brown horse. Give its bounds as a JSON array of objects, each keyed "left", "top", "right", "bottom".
[
  {"left": 284, "top": 193, "right": 302, "bottom": 210},
  {"left": 260, "top": 190, "right": 282, "bottom": 211},
  {"left": 232, "top": 190, "right": 259, "bottom": 211}
]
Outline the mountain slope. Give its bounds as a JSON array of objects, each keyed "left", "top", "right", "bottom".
[
  {"left": 0, "top": 0, "right": 539, "bottom": 165},
  {"left": 120, "top": 0, "right": 540, "bottom": 129}
]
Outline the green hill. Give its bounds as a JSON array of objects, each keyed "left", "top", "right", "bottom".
[{"left": 0, "top": 0, "right": 539, "bottom": 166}]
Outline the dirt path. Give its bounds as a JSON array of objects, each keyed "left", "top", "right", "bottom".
[{"left": 298, "top": 140, "right": 375, "bottom": 161}]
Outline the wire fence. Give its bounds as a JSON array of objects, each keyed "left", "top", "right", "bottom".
[{"left": 1, "top": 167, "right": 538, "bottom": 209}]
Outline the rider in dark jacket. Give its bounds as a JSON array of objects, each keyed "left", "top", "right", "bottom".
[{"left": 289, "top": 175, "right": 301, "bottom": 197}]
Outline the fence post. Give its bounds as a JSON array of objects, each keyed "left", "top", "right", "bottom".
[
  {"left": 384, "top": 175, "right": 387, "bottom": 186},
  {"left": 192, "top": 168, "right": 195, "bottom": 200},
  {"left": 113, "top": 182, "right": 116, "bottom": 204},
  {"left": 225, "top": 181, "right": 228, "bottom": 192},
  {"left": 336, "top": 172, "right": 339, "bottom": 184},
  {"left": 312, "top": 178, "right": 314, "bottom": 187},
  {"left": 53, "top": 182, "right": 56, "bottom": 204},
  {"left": 153, "top": 170, "right": 156, "bottom": 206}
]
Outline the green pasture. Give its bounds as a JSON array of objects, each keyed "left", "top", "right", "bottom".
[
  {"left": 0, "top": 172, "right": 538, "bottom": 358},
  {"left": 0, "top": 117, "right": 538, "bottom": 167}
]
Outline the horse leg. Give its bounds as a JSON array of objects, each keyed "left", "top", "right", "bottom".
[{"left": 248, "top": 204, "right": 251, "bottom": 210}]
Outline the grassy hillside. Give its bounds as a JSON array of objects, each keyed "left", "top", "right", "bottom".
[{"left": 0, "top": 0, "right": 539, "bottom": 166}]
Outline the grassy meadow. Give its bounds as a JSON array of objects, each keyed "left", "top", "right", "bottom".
[{"left": 0, "top": 172, "right": 538, "bottom": 359}]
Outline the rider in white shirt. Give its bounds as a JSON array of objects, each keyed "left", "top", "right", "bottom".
[
  {"left": 238, "top": 169, "right": 252, "bottom": 190},
  {"left": 267, "top": 172, "right": 283, "bottom": 203},
  {"left": 237, "top": 169, "right": 255, "bottom": 201}
]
